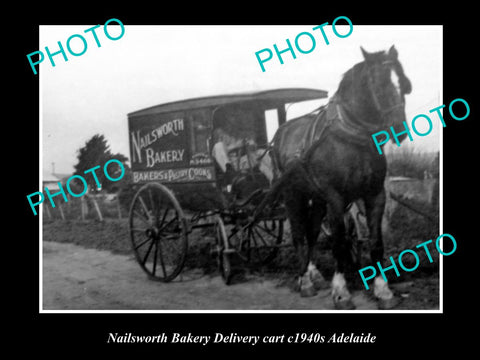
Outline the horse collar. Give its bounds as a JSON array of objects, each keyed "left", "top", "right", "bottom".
[{"left": 328, "top": 99, "right": 375, "bottom": 141}]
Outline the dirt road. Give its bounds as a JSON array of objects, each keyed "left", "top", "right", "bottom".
[
  {"left": 42, "top": 241, "right": 377, "bottom": 311},
  {"left": 42, "top": 241, "right": 438, "bottom": 311}
]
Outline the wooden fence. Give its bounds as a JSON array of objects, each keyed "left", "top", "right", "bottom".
[{"left": 42, "top": 193, "right": 125, "bottom": 221}]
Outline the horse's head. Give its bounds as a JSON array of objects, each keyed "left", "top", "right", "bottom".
[{"left": 359, "top": 45, "right": 412, "bottom": 142}]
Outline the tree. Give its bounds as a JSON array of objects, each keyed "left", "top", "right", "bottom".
[{"left": 73, "top": 134, "right": 129, "bottom": 193}]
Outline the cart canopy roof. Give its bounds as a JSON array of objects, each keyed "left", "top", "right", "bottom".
[{"left": 128, "top": 88, "right": 328, "bottom": 117}]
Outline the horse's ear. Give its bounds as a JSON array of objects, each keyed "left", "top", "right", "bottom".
[
  {"left": 361, "top": 46, "right": 374, "bottom": 63},
  {"left": 388, "top": 45, "right": 398, "bottom": 59},
  {"left": 360, "top": 46, "right": 369, "bottom": 59}
]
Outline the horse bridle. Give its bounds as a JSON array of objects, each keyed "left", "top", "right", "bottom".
[
  {"left": 365, "top": 60, "right": 406, "bottom": 128},
  {"left": 332, "top": 59, "right": 407, "bottom": 137}
]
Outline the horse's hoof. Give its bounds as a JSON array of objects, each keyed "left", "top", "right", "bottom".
[
  {"left": 311, "top": 273, "right": 329, "bottom": 291},
  {"left": 312, "top": 278, "right": 329, "bottom": 291},
  {"left": 378, "top": 296, "right": 401, "bottom": 310},
  {"left": 333, "top": 297, "right": 356, "bottom": 310},
  {"left": 300, "top": 285, "right": 318, "bottom": 298}
]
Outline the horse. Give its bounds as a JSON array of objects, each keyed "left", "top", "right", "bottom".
[{"left": 270, "top": 45, "right": 412, "bottom": 309}]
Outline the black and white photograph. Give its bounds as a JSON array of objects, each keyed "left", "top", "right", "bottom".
[
  {"left": 39, "top": 24, "right": 442, "bottom": 312},
  {"left": 16, "top": 6, "right": 477, "bottom": 355}
]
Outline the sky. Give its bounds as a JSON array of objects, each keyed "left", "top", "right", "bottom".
[{"left": 40, "top": 24, "right": 442, "bottom": 175}]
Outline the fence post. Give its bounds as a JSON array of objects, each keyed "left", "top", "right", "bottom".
[
  {"left": 58, "top": 202, "right": 65, "bottom": 220},
  {"left": 44, "top": 203, "right": 51, "bottom": 220},
  {"left": 81, "top": 196, "right": 86, "bottom": 220},
  {"left": 116, "top": 196, "right": 122, "bottom": 219},
  {"left": 87, "top": 194, "right": 103, "bottom": 221},
  {"left": 93, "top": 196, "right": 103, "bottom": 221}
]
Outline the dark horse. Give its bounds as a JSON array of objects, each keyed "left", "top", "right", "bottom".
[{"left": 270, "top": 46, "right": 412, "bottom": 309}]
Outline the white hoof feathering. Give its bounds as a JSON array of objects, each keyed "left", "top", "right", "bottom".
[
  {"left": 373, "top": 276, "right": 394, "bottom": 300},
  {"left": 299, "top": 271, "right": 317, "bottom": 297},
  {"left": 307, "top": 261, "right": 321, "bottom": 278},
  {"left": 331, "top": 272, "right": 351, "bottom": 301},
  {"left": 300, "top": 272, "right": 313, "bottom": 287}
]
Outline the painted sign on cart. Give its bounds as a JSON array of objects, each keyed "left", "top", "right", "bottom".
[
  {"left": 128, "top": 110, "right": 215, "bottom": 183},
  {"left": 132, "top": 167, "right": 215, "bottom": 183}
]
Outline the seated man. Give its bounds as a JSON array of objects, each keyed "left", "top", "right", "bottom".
[
  {"left": 212, "top": 128, "right": 273, "bottom": 183},
  {"left": 211, "top": 128, "right": 243, "bottom": 172}
]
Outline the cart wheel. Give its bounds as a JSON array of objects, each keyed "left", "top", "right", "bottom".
[
  {"left": 218, "top": 253, "right": 232, "bottom": 285},
  {"left": 129, "top": 183, "right": 188, "bottom": 282},
  {"left": 214, "top": 216, "right": 232, "bottom": 285},
  {"left": 246, "top": 218, "right": 284, "bottom": 266}
]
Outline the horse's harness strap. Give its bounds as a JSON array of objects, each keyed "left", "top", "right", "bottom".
[
  {"left": 296, "top": 99, "right": 369, "bottom": 194},
  {"left": 259, "top": 106, "right": 330, "bottom": 171},
  {"left": 365, "top": 63, "right": 405, "bottom": 128},
  {"left": 256, "top": 140, "right": 274, "bottom": 162},
  {"left": 328, "top": 98, "right": 386, "bottom": 147},
  {"left": 300, "top": 106, "right": 334, "bottom": 171}
]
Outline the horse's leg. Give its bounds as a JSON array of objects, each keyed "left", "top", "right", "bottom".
[
  {"left": 305, "top": 198, "right": 328, "bottom": 290},
  {"left": 327, "top": 191, "right": 355, "bottom": 310},
  {"left": 284, "top": 191, "right": 317, "bottom": 297},
  {"left": 364, "top": 189, "right": 400, "bottom": 309}
]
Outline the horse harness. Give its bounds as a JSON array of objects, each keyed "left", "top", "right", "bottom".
[{"left": 293, "top": 95, "right": 386, "bottom": 195}]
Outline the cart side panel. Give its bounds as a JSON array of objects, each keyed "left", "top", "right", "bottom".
[
  {"left": 128, "top": 109, "right": 216, "bottom": 185},
  {"left": 128, "top": 108, "right": 225, "bottom": 211}
]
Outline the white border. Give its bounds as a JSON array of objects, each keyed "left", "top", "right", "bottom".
[
  {"left": 39, "top": 30, "right": 45, "bottom": 313},
  {"left": 438, "top": 26, "right": 444, "bottom": 313}
]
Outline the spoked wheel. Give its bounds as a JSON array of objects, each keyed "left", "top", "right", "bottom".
[
  {"left": 244, "top": 217, "right": 284, "bottom": 266},
  {"left": 214, "top": 215, "right": 232, "bottom": 285},
  {"left": 129, "top": 183, "right": 188, "bottom": 282}
]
